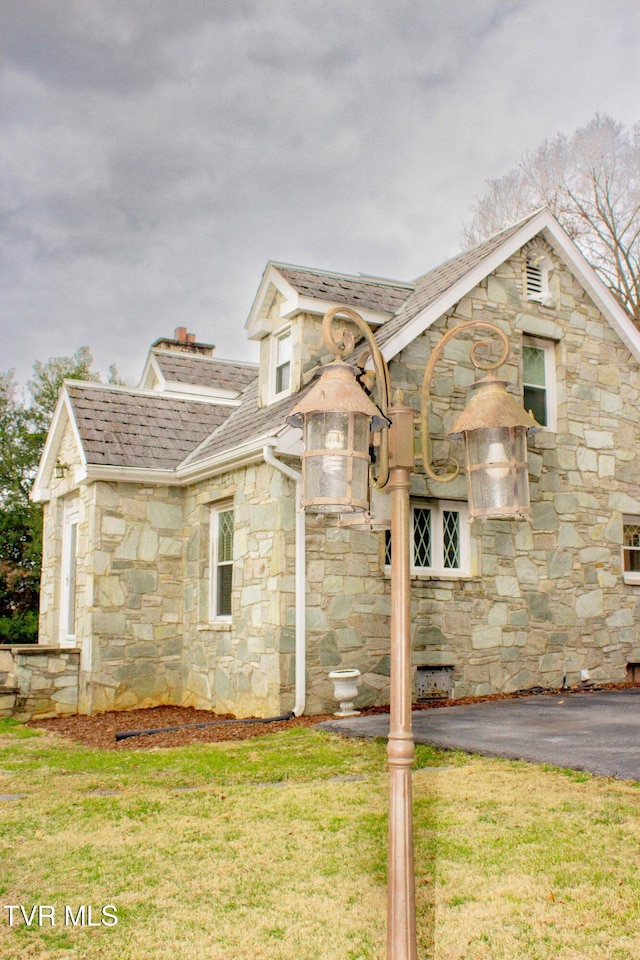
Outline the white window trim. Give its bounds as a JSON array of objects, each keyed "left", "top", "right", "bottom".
[
  {"left": 385, "top": 500, "right": 471, "bottom": 579},
  {"left": 209, "top": 502, "right": 234, "bottom": 621},
  {"left": 60, "top": 500, "right": 80, "bottom": 646},
  {"left": 523, "top": 335, "right": 557, "bottom": 431},
  {"left": 269, "top": 324, "right": 292, "bottom": 403},
  {"left": 622, "top": 515, "right": 640, "bottom": 586}
]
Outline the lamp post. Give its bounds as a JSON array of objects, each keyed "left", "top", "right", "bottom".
[{"left": 287, "top": 309, "right": 537, "bottom": 960}]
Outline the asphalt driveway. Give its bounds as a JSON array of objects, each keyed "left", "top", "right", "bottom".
[{"left": 319, "top": 688, "right": 640, "bottom": 781}]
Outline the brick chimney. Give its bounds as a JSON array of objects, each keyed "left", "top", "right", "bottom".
[{"left": 151, "top": 329, "right": 215, "bottom": 356}]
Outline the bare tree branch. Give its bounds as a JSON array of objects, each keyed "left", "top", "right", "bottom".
[{"left": 463, "top": 114, "right": 640, "bottom": 324}]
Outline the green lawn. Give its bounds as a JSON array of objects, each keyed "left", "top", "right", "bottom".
[{"left": 0, "top": 718, "right": 639, "bottom": 959}]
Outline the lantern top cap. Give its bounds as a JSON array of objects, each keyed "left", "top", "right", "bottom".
[
  {"left": 286, "top": 358, "right": 390, "bottom": 432},
  {"left": 447, "top": 373, "right": 539, "bottom": 439}
]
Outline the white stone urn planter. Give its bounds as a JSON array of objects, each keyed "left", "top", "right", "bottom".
[{"left": 328, "top": 668, "right": 361, "bottom": 717}]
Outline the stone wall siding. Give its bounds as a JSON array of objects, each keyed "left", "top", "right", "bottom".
[
  {"left": 32, "top": 242, "right": 640, "bottom": 717},
  {"left": 303, "top": 246, "right": 640, "bottom": 708},
  {"left": 0, "top": 646, "right": 79, "bottom": 720},
  {"left": 85, "top": 481, "right": 186, "bottom": 713},
  {"left": 181, "top": 461, "right": 295, "bottom": 718}
]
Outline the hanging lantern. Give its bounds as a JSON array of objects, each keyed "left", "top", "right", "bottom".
[
  {"left": 286, "top": 359, "right": 389, "bottom": 514},
  {"left": 448, "top": 374, "right": 538, "bottom": 520}
]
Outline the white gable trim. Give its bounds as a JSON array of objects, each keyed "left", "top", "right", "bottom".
[
  {"left": 288, "top": 296, "right": 392, "bottom": 328},
  {"left": 246, "top": 262, "right": 401, "bottom": 340},
  {"left": 31, "top": 387, "right": 87, "bottom": 503},
  {"left": 139, "top": 352, "right": 166, "bottom": 391},
  {"left": 380, "top": 209, "right": 640, "bottom": 367},
  {"left": 245, "top": 264, "right": 300, "bottom": 339}
]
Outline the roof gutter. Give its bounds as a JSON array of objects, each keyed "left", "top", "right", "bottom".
[{"left": 262, "top": 444, "right": 306, "bottom": 717}]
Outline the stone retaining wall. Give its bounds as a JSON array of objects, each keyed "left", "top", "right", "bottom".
[{"left": 0, "top": 646, "right": 80, "bottom": 720}]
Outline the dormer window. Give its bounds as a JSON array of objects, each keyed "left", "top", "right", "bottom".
[
  {"left": 525, "top": 248, "right": 553, "bottom": 306},
  {"left": 272, "top": 327, "right": 292, "bottom": 400}
]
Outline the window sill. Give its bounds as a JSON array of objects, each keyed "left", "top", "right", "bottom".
[
  {"left": 198, "top": 621, "right": 233, "bottom": 632},
  {"left": 384, "top": 569, "right": 476, "bottom": 581},
  {"left": 269, "top": 390, "right": 292, "bottom": 405},
  {"left": 623, "top": 575, "right": 640, "bottom": 587}
]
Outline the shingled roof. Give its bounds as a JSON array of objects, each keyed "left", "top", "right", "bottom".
[
  {"left": 180, "top": 377, "right": 305, "bottom": 467},
  {"left": 276, "top": 265, "right": 414, "bottom": 315},
  {"left": 66, "top": 383, "right": 232, "bottom": 470},
  {"left": 184, "top": 221, "right": 546, "bottom": 466},
  {"left": 375, "top": 218, "right": 538, "bottom": 350},
  {"left": 59, "top": 213, "right": 556, "bottom": 478},
  {"left": 152, "top": 351, "right": 258, "bottom": 392}
]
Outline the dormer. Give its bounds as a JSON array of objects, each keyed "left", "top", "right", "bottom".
[
  {"left": 245, "top": 262, "right": 413, "bottom": 408},
  {"left": 139, "top": 327, "right": 257, "bottom": 405}
]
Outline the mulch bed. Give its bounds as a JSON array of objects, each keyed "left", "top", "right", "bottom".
[{"left": 26, "top": 681, "right": 640, "bottom": 751}]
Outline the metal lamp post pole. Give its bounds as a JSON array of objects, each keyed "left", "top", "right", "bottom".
[
  {"left": 387, "top": 398, "right": 418, "bottom": 960},
  {"left": 287, "top": 308, "right": 535, "bottom": 960}
]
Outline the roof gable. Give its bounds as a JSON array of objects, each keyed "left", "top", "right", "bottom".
[
  {"left": 376, "top": 209, "right": 640, "bottom": 365},
  {"left": 139, "top": 348, "right": 257, "bottom": 402},
  {"left": 31, "top": 391, "right": 86, "bottom": 502},
  {"left": 245, "top": 261, "right": 414, "bottom": 340}
]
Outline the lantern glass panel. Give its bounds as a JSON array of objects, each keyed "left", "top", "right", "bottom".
[
  {"left": 469, "top": 467, "right": 515, "bottom": 516},
  {"left": 352, "top": 414, "right": 370, "bottom": 452},
  {"left": 306, "top": 412, "right": 349, "bottom": 451},
  {"left": 466, "top": 427, "right": 511, "bottom": 475},
  {"left": 351, "top": 455, "right": 370, "bottom": 505},
  {"left": 305, "top": 453, "right": 348, "bottom": 510},
  {"left": 516, "top": 464, "right": 530, "bottom": 513}
]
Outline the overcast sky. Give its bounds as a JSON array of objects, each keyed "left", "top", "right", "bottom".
[{"left": 1, "top": 0, "right": 639, "bottom": 387}]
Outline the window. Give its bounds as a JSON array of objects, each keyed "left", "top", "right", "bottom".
[
  {"left": 210, "top": 505, "right": 234, "bottom": 619},
  {"left": 384, "top": 501, "right": 470, "bottom": 577},
  {"left": 623, "top": 517, "right": 640, "bottom": 584},
  {"left": 60, "top": 501, "right": 79, "bottom": 644},
  {"left": 272, "top": 327, "right": 292, "bottom": 399},
  {"left": 522, "top": 336, "right": 556, "bottom": 429},
  {"left": 525, "top": 249, "right": 552, "bottom": 305}
]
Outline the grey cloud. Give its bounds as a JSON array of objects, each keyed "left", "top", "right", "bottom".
[{"left": 1, "top": 0, "right": 638, "bottom": 385}]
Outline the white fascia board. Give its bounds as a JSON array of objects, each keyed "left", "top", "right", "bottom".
[
  {"left": 275, "top": 424, "right": 303, "bottom": 457},
  {"left": 176, "top": 433, "right": 283, "bottom": 483},
  {"left": 285, "top": 296, "right": 392, "bottom": 328},
  {"left": 31, "top": 388, "right": 87, "bottom": 503},
  {"left": 83, "top": 465, "right": 182, "bottom": 486},
  {"left": 153, "top": 384, "right": 241, "bottom": 405}
]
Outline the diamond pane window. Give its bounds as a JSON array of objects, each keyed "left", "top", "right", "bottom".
[
  {"left": 623, "top": 520, "right": 640, "bottom": 575},
  {"left": 413, "top": 508, "right": 432, "bottom": 568},
  {"left": 442, "top": 511, "right": 460, "bottom": 569},
  {"left": 211, "top": 505, "right": 234, "bottom": 619},
  {"left": 384, "top": 502, "right": 468, "bottom": 576},
  {"left": 217, "top": 510, "right": 234, "bottom": 563}
]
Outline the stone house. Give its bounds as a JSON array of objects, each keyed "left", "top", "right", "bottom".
[{"left": 20, "top": 208, "right": 640, "bottom": 719}]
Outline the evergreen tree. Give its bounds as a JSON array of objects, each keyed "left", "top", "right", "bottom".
[{"left": 0, "top": 348, "right": 121, "bottom": 642}]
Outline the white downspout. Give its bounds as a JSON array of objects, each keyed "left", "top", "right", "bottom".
[{"left": 263, "top": 444, "right": 306, "bottom": 716}]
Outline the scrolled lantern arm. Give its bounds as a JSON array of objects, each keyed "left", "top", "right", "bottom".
[
  {"left": 420, "top": 320, "right": 510, "bottom": 483},
  {"left": 321, "top": 306, "right": 391, "bottom": 489}
]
